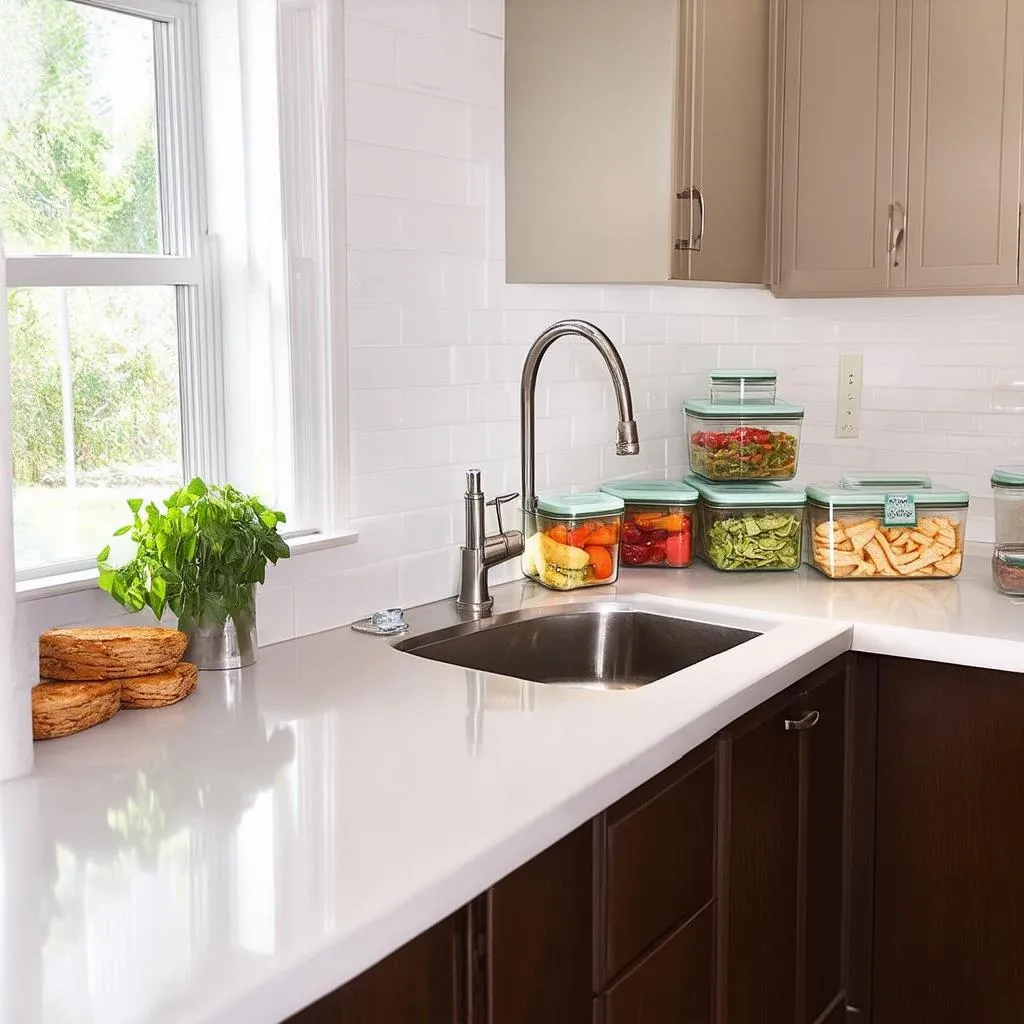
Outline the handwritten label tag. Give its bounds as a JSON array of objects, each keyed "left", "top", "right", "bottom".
[{"left": 883, "top": 493, "right": 917, "bottom": 527}]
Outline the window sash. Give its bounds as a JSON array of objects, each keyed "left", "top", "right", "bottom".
[{"left": 7, "top": 0, "right": 223, "bottom": 581}]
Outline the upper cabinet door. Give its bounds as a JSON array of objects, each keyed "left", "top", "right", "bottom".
[
  {"left": 775, "top": 0, "right": 898, "bottom": 296},
  {"left": 680, "top": 0, "right": 772, "bottom": 284},
  {"left": 902, "top": 0, "right": 1024, "bottom": 290},
  {"left": 505, "top": 0, "right": 679, "bottom": 283}
]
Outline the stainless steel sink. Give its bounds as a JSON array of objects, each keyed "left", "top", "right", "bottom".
[{"left": 394, "top": 603, "right": 760, "bottom": 690}]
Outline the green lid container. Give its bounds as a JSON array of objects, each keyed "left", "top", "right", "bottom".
[
  {"left": 535, "top": 491, "right": 624, "bottom": 518},
  {"left": 683, "top": 398, "right": 805, "bottom": 419},
  {"left": 806, "top": 477, "right": 969, "bottom": 511},
  {"left": 684, "top": 474, "right": 807, "bottom": 507},
  {"left": 991, "top": 466, "right": 1024, "bottom": 487},
  {"left": 600, "top": 478, "right": 699, "bottom": 506}
]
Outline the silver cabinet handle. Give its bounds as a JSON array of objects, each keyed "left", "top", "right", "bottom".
[
  {"left": 675, "top": 186, "right": 705, "bottom": 253},
  {"left": 888, "top": 201, "right": 906, "bottom": 267},
  {"left": 784, "top": 710, "right": 820, "bottom": 731}
]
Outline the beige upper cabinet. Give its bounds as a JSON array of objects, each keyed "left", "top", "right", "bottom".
[
  {"left": 772, "top": 0, "right": 898, "bottom": 295},
  {"left": 772, "top": 0, "right": 1024, "bottom": 297},
  {"left": 504, "top": 0, "right": 770, "bottom": 285},
  {"left": 903, "top": 0, "right": 1024, "bottom": 290}
]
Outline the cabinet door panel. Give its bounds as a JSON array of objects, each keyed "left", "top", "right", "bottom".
[
  {"left": 287, "top": 912, "right": 466, "bottom": 1023},
  {"left": 904, "top": 0, "right": 1024, "bottom": 289},
  {"left": 800, "top": 666, "right": 847, "bottom": 1024},
  {"left": 777, "top": 0, "right": 898, "bottom": 295},
  {"left": 874, "top": 659, "right": 1024, "bottom": 1023},
  {"left": 487, "top": 824, "right": 592, "bottom": 1024},
  {"left": 720, "top": 699, "right": 800, "bottom": 1024},
  {"left": 505, "top": 0, "right": 678, "bottom": 282},
  {"left": 680, "top": 0, "right": 771, "bottom": 284},
  {"left": 601, "top": 903, "right": 713, "bottom": 1024},
  {"left": 601, "top": 753, "right": 715, "bottom": 983}
]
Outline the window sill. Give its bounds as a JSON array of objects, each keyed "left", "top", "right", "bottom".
[{"left": 14, "top": 529, "right": 360, "bottom": 604}]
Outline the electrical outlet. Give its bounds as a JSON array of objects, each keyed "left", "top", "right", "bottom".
[{"left": 835, "top": 354, "right": 863, "bottom": 439}]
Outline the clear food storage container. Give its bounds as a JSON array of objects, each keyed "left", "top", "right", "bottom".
[
  {"left": 991, "top": 466, "right": 1024, "bottom": 544},
  {"left": 992, "top": 543, "right": 1024, "bottom": 595},
  {"left": 685, "top": 475, "right": 806, "bottom": 572},
  {"left": 709, "top": 368, "right": 778, "bottom": 405},
  {"left": 522, "top": 492, "right": 624, "bottom": 590},
  {"left": 599, "top": 479, "right": 699, "bottom": 568},
  {"left": 684, "top": 397, "right": 804, "bottom": 482},
  {"left": 805, "top": 475, "right": 969, "bottom": 580}
]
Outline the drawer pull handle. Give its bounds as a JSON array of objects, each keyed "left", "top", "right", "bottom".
[{"left": 784, "top": 710, "right": 820, "bottom": 731}]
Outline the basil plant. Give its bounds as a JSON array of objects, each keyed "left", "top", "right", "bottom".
[{"left": 97, "top": 478, "right": 290, "bottom": 625}]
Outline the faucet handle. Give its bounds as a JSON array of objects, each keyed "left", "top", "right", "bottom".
[{"left": 486, "top": 492, "right": 519, "bottom": 534}]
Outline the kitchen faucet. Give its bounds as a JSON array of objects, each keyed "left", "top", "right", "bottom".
[
  {"left": 456, "top": 470, "right": 524, "bottom": 614},
  {"left": 520, "top": 319, "right": 640, "bottom": 511},
  {"left": 455, "top": 319, "right": 639, "bottom": 613}
]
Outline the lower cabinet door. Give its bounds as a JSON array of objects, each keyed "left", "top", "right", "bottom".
[
  {"left": 597, "top": 903, "right": 713, "bottom": 1024},
  {"left": 485, "top": 823, "right": 593, "bottom": 1024},
  {"left": 285, "top": 911, "right": 467, "bottom": 1023},
  {"left": 719, "top": 696, "right": 800, "bottom": 1024}
]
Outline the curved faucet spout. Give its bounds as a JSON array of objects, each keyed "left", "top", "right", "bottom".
[{"left": 520, "top": 319, "right": 640, "bottom": 513}]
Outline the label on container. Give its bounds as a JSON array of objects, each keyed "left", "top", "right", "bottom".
[{"left": 883, "top": 493, "right": 917, "bottom": 527}]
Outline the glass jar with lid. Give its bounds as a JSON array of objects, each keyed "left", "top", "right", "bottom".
[
  {"left": 599, "top": 478, "right": 699, "bottom": 568},
  {"left": 991, "top": 466, "right": 1024, "bottom": 544},
  {"left": 522, "top": 492, "right": 624, "bottom": 590},
  {"left": 992, "top": 544, "right": 1024, "bottom": 595}
]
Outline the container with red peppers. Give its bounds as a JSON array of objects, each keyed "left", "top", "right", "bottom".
[
  {"left": 684, "top": 370, "right": 804, "bottom": 482},
  {"left": 599, "top": 479, "right": 698, "bottom": 568}
]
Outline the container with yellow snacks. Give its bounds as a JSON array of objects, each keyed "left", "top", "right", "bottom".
[{"left": 805, "top": 475, "right": 969, "bottom": 580}]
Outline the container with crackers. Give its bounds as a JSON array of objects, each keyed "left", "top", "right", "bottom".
[{"left": 805, "top": 475, "right": 969, "bottom": 580}]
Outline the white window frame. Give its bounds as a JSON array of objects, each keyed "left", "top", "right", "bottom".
[
  {"left": 7, "top": 0, "right": 225, "bottom": 581},
  {"left": 8, "top": 0, "right": 351, "bottom": 591}
]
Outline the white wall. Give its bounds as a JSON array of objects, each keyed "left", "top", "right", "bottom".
[{"left": 15, "top": 0, "right": 1024, "bottom": 651}]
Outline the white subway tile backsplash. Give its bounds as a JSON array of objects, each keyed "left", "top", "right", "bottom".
[
  {"left": 344, "top": 17, "right": 397, "bottom": 86},
  {"left": 347, "top": 142, "right": 470, "bottom": 205}
]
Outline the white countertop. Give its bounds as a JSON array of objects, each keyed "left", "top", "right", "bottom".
[{"left": 2, "top": 545, "right": 1022, "bottom": 1024}]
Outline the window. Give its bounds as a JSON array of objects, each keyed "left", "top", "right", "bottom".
[
  {"left": 2, "top": 0, "right": 345, "bottom": 581},
  {"left": 1, "top": 0, "right": 218, "bottom": 576}
]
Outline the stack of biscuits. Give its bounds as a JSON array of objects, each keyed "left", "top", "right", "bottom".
[{"left": 33, "top": 627, "right": 196, "bottom": 740}]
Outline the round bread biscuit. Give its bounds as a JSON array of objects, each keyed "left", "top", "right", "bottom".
[
  {"left": 39, "top": 626, "right": 188, "bottom": 681},
  {"left": 32, "top": 679, "right": 121, "bottom": 740},
  {"left": 120, "top": 662, "right": 199, "bottom": 709}
]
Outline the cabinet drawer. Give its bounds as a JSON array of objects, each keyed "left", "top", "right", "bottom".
[
  {"left": 598, "top": 748, "right": 715, "bottom": 984},
  {"left": 598, "top": 902, "right": 713, "bottom": 1024}
]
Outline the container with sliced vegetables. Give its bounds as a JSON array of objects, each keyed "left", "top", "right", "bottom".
[
  {"left": 684, "top": 370, "right": 804, "bottom": 482},
  {"left": 522, "top": 492, "right": 624, "bottom": 591},
  {"left": 805, "top": 474, "right": 969, "bottom": 580},
  {"left": 599, "top": 478, "right": 699, "bottom": 569},
  {"left": 685, "top": 475, "right": 806, "bottom": 572}
]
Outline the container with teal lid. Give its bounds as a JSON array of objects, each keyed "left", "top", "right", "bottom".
[
  {"left": 684, "top": 474, "right": 806, "bottom": 572},
  {"left": 600, "top": 478, "right": 699, "bottom": 568},
  {"left": 684, "top": 369, "right": 803, "bottom": 482},
  {"left": 522, "top": 491, "right": 624, "bottom": 591},
  {"left": 991, "top": 466, "right": 1024, "bottom": 544},
  {"left": 805, "top": 475, "right": 969, "bottom": 580},
  {"left": 709, "top": 368, "right": 778, "bottom": 404}
]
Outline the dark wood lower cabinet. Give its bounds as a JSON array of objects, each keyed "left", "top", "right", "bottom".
[
  {"left": 718, "top": 658, "right": 850, "bottom": 1024},
  {"left": 285, "top": 911, "right": 467, "bottom": 1023},
  {"left": 872, "top": 657, "right": 1024, "bottom": 1024},
  {"left": 483, "top": 824, "right": 593, "bottom": 1024}
]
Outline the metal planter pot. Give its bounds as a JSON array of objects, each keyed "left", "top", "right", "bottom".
[{"left": 179, "top": 588, "right": 258, "bottom": 670}]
